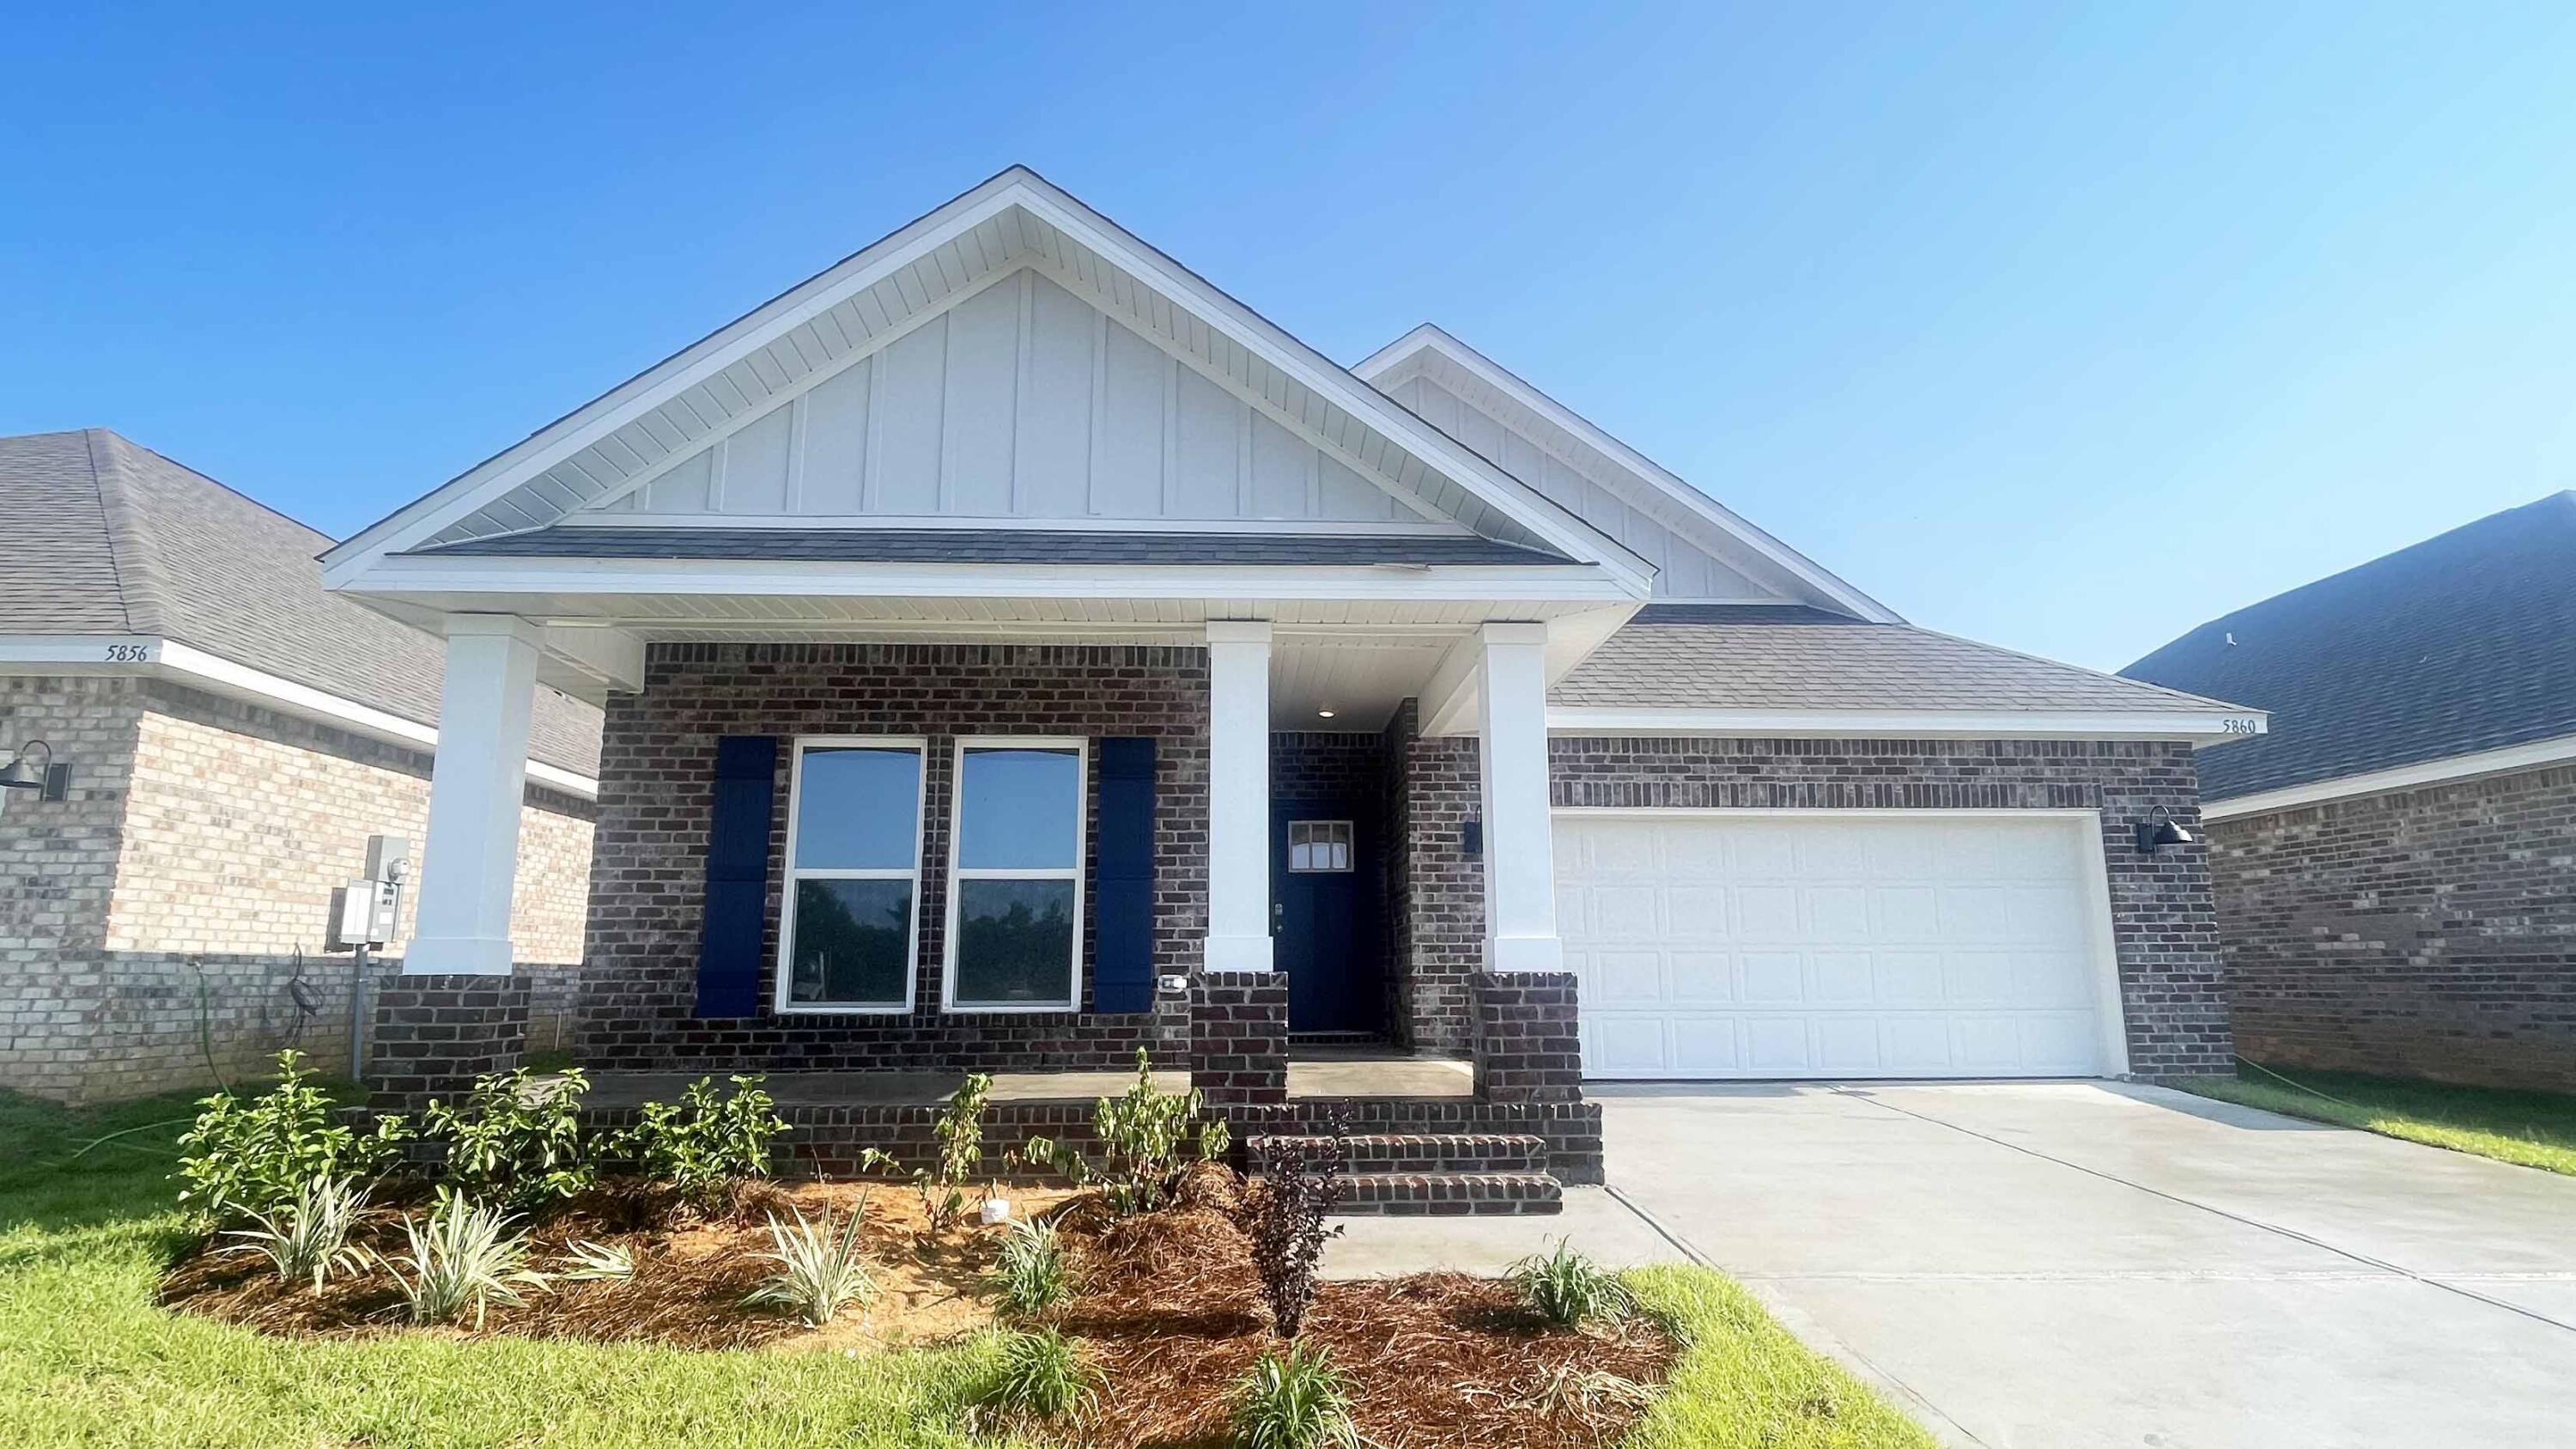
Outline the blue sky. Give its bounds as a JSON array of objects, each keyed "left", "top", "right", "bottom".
[{"left": 5, "top": 3, "right": 2570, "bottom": 670}]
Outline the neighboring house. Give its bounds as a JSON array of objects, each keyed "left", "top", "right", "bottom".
[
  {"left": 0, "top": 429, "right": 603, "bottom": 1104},
  {"left": 2124, "top": 493, "right": 2576, "bottom": 1092},
  {"left": 318, "top": 167, "right": 2261, "bottom": 1184}
]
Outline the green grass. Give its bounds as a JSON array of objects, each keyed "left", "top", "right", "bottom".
[
  {"left": 1, "top": 1090, "right": 1933, "bottom": 1447},
  {"left": 2174, "top": 1063, "right": 2576, "bottom": 1176},
  {"left": 1623, "top": 1265, "right": 1936, "bottom": 1449}
]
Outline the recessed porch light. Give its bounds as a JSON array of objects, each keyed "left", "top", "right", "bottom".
[{"left": 1316, "top": 708, "right": 1337, "bottom": 719}]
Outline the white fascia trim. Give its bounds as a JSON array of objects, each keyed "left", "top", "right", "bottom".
[
  {"left": 1354, "top": 325, "right": 1900, "bottom": 623},
  {"left": 555, "top": 513, "right": 1477, "bottom": 537},
  {"left": 1005, "top": 186, "right": 1655, "bottom": 593},
  {"left": 0, "top": 634, "right": 598, "bottom": 798},
  {"left": 351, "top": 554, "right": 1637, "bottom": 604},
  {"left": 2202, "top": 732, "right": 2576, "bottom": 820},
  {"left": 1546, "top": 706, "right": 2271, "bottom": 741}
]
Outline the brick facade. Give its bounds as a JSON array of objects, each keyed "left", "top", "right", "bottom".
[
  {"left": 574, "top": 642, "right": 1208, "bottom": 1074},
  {"left": 0, "top": 672, "right": 594, "bottom": 1105},
  {"left": 368, "top": 974, "right": 533, "bottom": 1113},
  {"left": 1189, "top": 971, "right": 1289, "bottom": 1104},
  {"left": 1544, "top": 735, "right": 2234, "bottom": 1078},
  {"left": 1383, "top": 701, "right": 1484, "bottom": 1052},
  {"left": 2208, "top": 762, "right": 2576, "bottom": 1091},
  {"left": 1470, "top": 971, "right": 1583, "bottom": 1103}
]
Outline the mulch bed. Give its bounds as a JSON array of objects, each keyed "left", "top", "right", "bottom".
[{"left": 161, "top": 1166, "right": 1675, "bottom": 1448}]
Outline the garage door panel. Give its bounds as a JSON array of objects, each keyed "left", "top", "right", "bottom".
[{"left": 1559, "top": 813, "right": 2118, "bottom": 1081}]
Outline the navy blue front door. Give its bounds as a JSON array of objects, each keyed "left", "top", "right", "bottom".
[{"left": 1273, "top": 801, "right": 1384, "bottom": 1034}]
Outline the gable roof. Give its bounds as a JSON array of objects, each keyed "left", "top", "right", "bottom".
[
  {"left": 324, "top": 167, "right": 1649, "bottom": 592},
  {"left": 1354, "top": 324, "right": 1899, "bottom": 621},
  {"left": 2122, "top": 491, "right": 2576, "bottom": 801},
  {"left": 0, "top": 429, "right": 602, "bottom": 778},
  {"left": 415, "top": 527, "right": 1570, "bottom": 567},
  {"left": 1558, "top": 606, "right": 2242, "bottom": 720}
]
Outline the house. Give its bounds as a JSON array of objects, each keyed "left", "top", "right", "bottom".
[
  {"left": 0, "top": 429, "right": 602, "bottom": 1105},
  {"left": 2123, "top": 493, "right": 2576, "bottom": 1092},
  {"left": 319, "top": 167, "right": 2263, "bottom": 1203}
]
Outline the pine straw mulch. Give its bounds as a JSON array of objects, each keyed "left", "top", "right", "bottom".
[
  {"left": 160, "top": 1178, "right": 1073, "bottom": 1353},
  {"left": 161, "top": 1166, "right": 1676, "bottom": 1448},
  {"left": 1042, "top": 1166, "right": 1677, "bottom": 1449}
]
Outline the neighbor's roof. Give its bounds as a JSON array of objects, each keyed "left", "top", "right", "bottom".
[
  {"left": 2123, "top": 491, "right": 2576, "bottom": 801},
  {"left": 0, "top": 429, "right": 602, "bottom": 777},
  {"left": 1555, "top": 606, "right": 2244, "bottom": 715},
  {"left": 410, "top": 527, "right": 1570, "bottom": 567}
]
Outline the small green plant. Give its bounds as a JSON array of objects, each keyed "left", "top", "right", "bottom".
[
  {"left": 919, "top": 1072, "right": 992, "bottom": 1235},
  {"left": 380, "top": 1190, "right": 548, "bottom": 1327},
  {"left": 174, "top": 1050, "right": 410, "bottom": 1226},
  {"left": 1024, "top": 1050, "right": 1225, "bottom": 1216},
  {"left": 556, "top": 1238, "right": 635, "bottom": 1282},
  {"left": 1509, "top": 1239, "right": 1632, "bottom": 1327},
  {"left": 1232, "top": 1343, "right": 1358, "bottom": 1449},
  {"left": 218, "top": 1173, "right": 369, "bottom": 1292},
  {"left": 605, "top": 1075, "right": 790, "bottom": 1208},
  {"left": 987, "top": 1215, "right": 1074, "bottom": 1316},
  {"left": 742, "top": 1196, "right": 876, "bottom": 1327},
  {"left": 419, "top": 1067, "right": 595, "bottom": 1211},
  {"left": 981, "top": 1327, "right": 1099, "bottom": 1422}
]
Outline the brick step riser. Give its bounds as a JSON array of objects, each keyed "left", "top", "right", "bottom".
[
  {"left": 1245, "top": 1133, "right": 1546, "bottom": 1176},
  {"left": 1327, "top": 1172, "right": 1564, "bottom": 1217}
]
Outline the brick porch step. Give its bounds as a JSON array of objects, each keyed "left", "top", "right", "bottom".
[
  {"left": 1245, "top": 1131, "right": 1547, "bottom": 1176},
  {"left": 1245, "top": 1132, "right": 1562, "bottom": 1215}
]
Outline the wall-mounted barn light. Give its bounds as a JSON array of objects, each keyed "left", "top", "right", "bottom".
[
  {"left": 2133, "top": 805, "right": 2193, "bottom": 855},
  {"left": 0, "top": 740, "right": 52, "bottom": 792}
]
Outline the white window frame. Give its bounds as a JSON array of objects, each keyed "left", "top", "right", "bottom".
[
  {"left": 775, "top": 735, "right": 927, "bottom": 1015},
  {"left": 1287, "top": 819, "right": 1355, "bottom": 873},
  {"left": 942, "top": 735, "right": 1088, "bottom": 1014}
]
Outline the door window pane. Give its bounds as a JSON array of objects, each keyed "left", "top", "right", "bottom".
[
  {"left": 957, "top": 749, "right": 1081, "bottom": 870},
  {"left": 1289, "top": 819, "right": 1353, "bottom": 873},
  {"left": 952, "top": 878, "right": 1076, "bottom": 1006},
  {"left": 786, "top": 878, "right": 913, "bottom": 1006},
  {"left": 793, "top": 748, "right": 921, "bottom": 869}
]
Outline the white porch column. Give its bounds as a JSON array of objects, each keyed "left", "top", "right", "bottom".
[
  {"left": 1477, "top": 621, "right": 1564, "bottom": 971},
  {"left": 402, "top": 614, "right": 543, "bottom": 977},
  {"left": 1204, "top": 620, "right": 1275, "bottom": 972}
]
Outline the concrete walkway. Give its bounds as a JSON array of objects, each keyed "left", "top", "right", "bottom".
[{"left": 1328, "top": 1081, "right": 2576, "bottom": 1447}]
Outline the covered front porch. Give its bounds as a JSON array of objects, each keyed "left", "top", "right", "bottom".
[{"left": 581, "top": 1047, "right": 1475, "bottom": 1112}]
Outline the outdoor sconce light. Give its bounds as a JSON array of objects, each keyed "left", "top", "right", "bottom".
[
  {"left": 1461, "top": 819, "right": 1484, "bottom": 857},
  {"left": 2134, "top": 805, "right": 2193, "bottom": 855},
  {"left": 0, "top": 740, "right": 66, "bottom": 801}
]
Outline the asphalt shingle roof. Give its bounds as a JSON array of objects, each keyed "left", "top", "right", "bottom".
[
  {"left": 0, "top": 429, "right": 601, "bottom": 778},
  {"left": 2122, "top": 491, "right": 2576, "bottom": 801},
  {"left": 1554, "top": 606, "right": 2240, "bottom": 715},
  {"left": 409, "top": 527, "right": 1572, "bottom": 567}
]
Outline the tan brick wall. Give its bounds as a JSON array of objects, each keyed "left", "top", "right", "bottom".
[{"left": 0, "top": 673, "right": 595, "bottom": 1104}]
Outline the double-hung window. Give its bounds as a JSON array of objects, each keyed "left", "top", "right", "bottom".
[
  {"left": 777, "top": 739, "right": 923, "bottom": 1013},
  {"left": 945, "top": 739, "right": 1085, "bottom": 1011}
]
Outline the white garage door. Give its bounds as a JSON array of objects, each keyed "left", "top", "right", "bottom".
[{"left": 1553, "top": 812, "right": 2124, "bottom": 1080}]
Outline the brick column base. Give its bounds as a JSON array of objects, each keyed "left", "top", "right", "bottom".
[
  {"left": 1191, "top": 972, "right": 1288, "bottom": 1105},
  {"left": 369, "top": 973, "right": 531, "bottom": 1112},
  {"left": 1472, "top": 971, "right": 1583, "bottom": 1104}
]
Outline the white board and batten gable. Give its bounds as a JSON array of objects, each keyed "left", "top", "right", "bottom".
[{"left": 1356, "top": 325, "right": 1897, "bottom": 619}]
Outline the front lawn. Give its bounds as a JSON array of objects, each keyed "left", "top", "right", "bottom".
[
  {"left": 2175, "top": 1063, "right": 2576, "bottom": 1176},
  {"left": 2, "top": 1087, "right": 1931, "bottom": 1448}
]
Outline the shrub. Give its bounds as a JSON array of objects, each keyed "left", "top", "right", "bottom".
[
  {"left": 218, "top": 1173, "right": 368, "bottom": 1292},
  {"left": 556, "top": 1238, "right": 635, "bottom": 1282},
  {"left": 920, "top": 1072, "right": 991, "bottom": 1235},
  {"left": 742, "top": 1196, "right": 876, "bottom": 1327},
  {"left": 381, "top": 1190, "right": 547, "bottom": 1327},
  {"left": 981, "top": 1327, "right": 1098, "bottom": 1422},
  {"left": 1509, "top": 1239, "right": 1633, "bottom": 1327},
  {"left": 175, "top": 1050, "right": 410, "bottom": 1226},
  {"left": 605, "top": 1075, "right": 790, "bottom": 1208},
  {"left": 1242, "top": 1118, "right": 1347, "bottom": 1339},
  {"left": 1232, "top": 1343, "right": 1358, "bottom": 1449},
  {"left": 419, "top": 1067, "right": 595, "bottom": 1212},
  {"left": 987, "top": 1215, "right": 1074, "bottom": 1316},
  {"left": 1024, "top": 1050, "right": 1226, "bottom": 1216}
]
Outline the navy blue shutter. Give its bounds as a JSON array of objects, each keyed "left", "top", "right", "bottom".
[
  {"left": 1091, "top": 737, "right": 1157, "bottom": 1014},
  {"left": 693, "top": 735, "right": 779, "bottom": 1018}
]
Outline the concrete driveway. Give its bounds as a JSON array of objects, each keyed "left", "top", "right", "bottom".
[{"left": 1592, "top": 1081, "right": 2576, "bottom": 1448}]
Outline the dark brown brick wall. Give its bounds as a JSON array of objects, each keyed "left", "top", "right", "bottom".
[
  {"left": 1533, "top": 735, "right": 2235, "bottom": 1079},
  {"left": 1472, "top": 971, "right": 1583, "bottom": 1102},
  {"left": 574, "top": 643, "right": 1207, "bottom": 1073},
  {"left": 370, "top": 974, "right": 530, "bottom": 1112},
  {"left": 1384, "top": 701, "right": 1483, "bottom": 1052},
  {"left": 2209, "top": 762, "right": 2576, "bottom": 1091},
  {"left": 1190, "top": 972, "right": 1288, "bottom": 1104}
]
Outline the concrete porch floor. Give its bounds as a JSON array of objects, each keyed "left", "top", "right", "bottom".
[{"left": 581, "top": 1050, "right": 1471, "bottom": 1110}]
